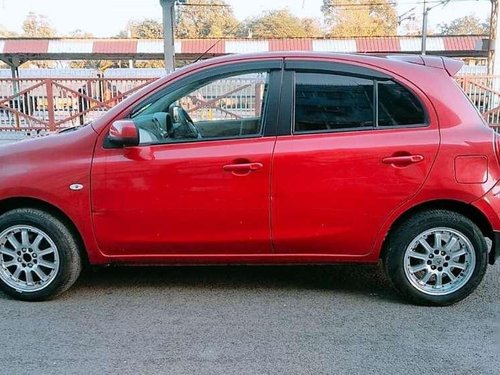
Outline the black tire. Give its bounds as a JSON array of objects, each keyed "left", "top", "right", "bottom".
[
  {"left": 0, "top": 208, "right": 82, "bottom": 301},
  {"left": 383, "top": 209, "right": 488, "bottom": 306}
]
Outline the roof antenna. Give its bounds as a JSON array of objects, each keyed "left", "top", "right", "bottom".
[{"left": 192, "top": 21, "right": 241, "bottom": 64}]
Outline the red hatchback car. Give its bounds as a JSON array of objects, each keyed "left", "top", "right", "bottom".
[{"left": 0, "top": 52, "right": 498, "bottom": 305}]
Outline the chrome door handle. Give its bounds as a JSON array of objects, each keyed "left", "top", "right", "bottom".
[
  {"left": 223, "top": 162, "right": 263, "bottom": 172},
  {"left": 382, "top": 154, "right": 424, "bottom": 166}
]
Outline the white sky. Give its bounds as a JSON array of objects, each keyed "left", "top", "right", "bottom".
[{"left": 0, "top": 0, "right": 493, "bottom": 37}]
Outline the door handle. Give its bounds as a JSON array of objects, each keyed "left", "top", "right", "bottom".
[
  {"left": 223, "top": 162, "right": 263, "bottom": 173},
  {"left": 382, "top": 154, "right": 424, "bottom": 166}
]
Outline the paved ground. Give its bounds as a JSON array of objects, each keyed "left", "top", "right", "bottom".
[{"left": 0, "top": 263, "right": 498, "bottom": 375}]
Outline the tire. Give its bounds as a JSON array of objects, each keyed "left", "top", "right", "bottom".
[
  {"left": 383, "top": 209, "right": 488, "bottom": 306},
  {"left": 0, "top": 208, "right": 82, "bottom": 301}
]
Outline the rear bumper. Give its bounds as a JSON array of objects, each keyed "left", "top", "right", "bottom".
[{"left": 490, "top": 231, "right": 500, "bottom": 265}]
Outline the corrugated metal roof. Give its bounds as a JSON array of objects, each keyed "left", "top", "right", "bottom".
[
  {"left": 174, "top": 41, "right": 182, "bottom": 54},
  {"left": 3, "top": 39, "right": 49, "bottom": 53},
  {"left": 0, "top": 36, "right": 487, "bottom": 58},
  {"left": 443, "top": 36, "right": 480, "bottom": 51},
  {"left": 399, "top": 38, "right": 422, "bottom": 52},
  {"left": 356, "top": 37, "right": 401, "bottom": 53},
  {"left": 225, "top": 40, "right": 269, "bottom": 54},
  {"left": 181, "top": 39, "right": 225, "bottom": 54},
  {"left": 48, "top": 40, "right": 93, "bottom": 54},
  {"left": 136, "top": 40, "right": 163, "bottom": 54},
  {"left": 92, "top": 40, "right": 137, "bottom": 54},
  {"left": 312, "top": 39, "right": 357, "bottom": 52},
  {"left": 269, "top": 39, "right": 312, "bottom": 51},
  {"left": 425, "top": 38, "right": 445, "bottom": 51}
]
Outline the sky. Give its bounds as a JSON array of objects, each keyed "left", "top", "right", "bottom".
[{"left": 0, "top": 0, "right": 493, "bottom": 37}]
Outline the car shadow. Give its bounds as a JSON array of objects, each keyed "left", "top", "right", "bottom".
[
  {"left": 68, "top": 263, "right": 403, "bottom": 303},
  {"left": 0, "top": 263, "right": 404, "bottom": 303}
]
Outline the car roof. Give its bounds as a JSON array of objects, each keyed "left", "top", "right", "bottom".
[{"left": 161, "top": 51, "right": 461, "bottom": 86}]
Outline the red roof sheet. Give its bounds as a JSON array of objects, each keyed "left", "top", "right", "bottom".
[
  {"left": 269, "top": 39, "right": 313, "bottom": 51},
  {"left": 92, "top": 40, "right": 138, "bottom": 54},
  {"left": 355, "top": 37, "right": 401, "bottom": 53},
  {"left": 181, "top": 39, "right": 224, "bottom": 54},
  {"left": 3, "top": 39, "right": 49, "bottom": 54},
  {"left": 443, "top": 36, "right": 481, "bottom": 51}
]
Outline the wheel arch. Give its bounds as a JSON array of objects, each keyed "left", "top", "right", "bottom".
[
  {"left": 379, "top": 199, "right": 493, "bottom": 260},
  {"left": 0, "top": 197, "right": 89, "bottom": 265}
]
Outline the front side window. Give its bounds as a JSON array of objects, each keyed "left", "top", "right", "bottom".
[
  {"left": 294, "top": 73, "right": 374, "bottom": 132},
  {"left": 130, "top": 71, "right": 269, "bottom": 145}
]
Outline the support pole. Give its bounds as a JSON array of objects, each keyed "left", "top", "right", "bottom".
[
  {"left": 7, "top": 58, "right": 21, "bottom": 128},
  {"left": 421, "top": 0, "right": 428, "bottom": 55},
  {"left": 489, "top": 0, "right": 500, "bottom": 75},
  {"left": 160, "top": 0, "right": 176, "bottom": 73}
]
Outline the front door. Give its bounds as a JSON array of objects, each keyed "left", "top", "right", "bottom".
[
  {"left": 91, "top": 67, "right": 281, "bottom": 255},
  {"left": 272, "top": 64, "right": 440, "bottom": 256}
]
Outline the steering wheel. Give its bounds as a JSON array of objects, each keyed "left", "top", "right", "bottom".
[
  {"left": 151, "top": 112, "right": 169, "bottom": 139},
  {"left": 172, "top": 105, "right": 202, "bottom": 139}
]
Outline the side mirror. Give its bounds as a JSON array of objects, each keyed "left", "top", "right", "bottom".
[{"left": 108, "top": 120, "right": 139, "bottom": 147}]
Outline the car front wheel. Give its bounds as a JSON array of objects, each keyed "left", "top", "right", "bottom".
[
  {"left": 0, "top": 208, "right": 82, "bottom": 301},
  {"left": 383, "top": 209, "right": 488, "bottom": 306}
]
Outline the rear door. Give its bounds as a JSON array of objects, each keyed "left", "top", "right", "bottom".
[{"left": 271, "top": 60, "right": 440, "bottom": 256}]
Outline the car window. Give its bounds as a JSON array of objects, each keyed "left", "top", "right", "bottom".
[
  {"left": 294, "top": 73, "right": 374, "bottom": 133},
  {"left": 378, "top": 81, "right": 426, "bottom": 126},
  {"left": 131, "top": 71, "right": 269, "bottom": 145}
]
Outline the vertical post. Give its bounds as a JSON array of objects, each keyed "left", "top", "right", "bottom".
[
  {"left": 421, "top": 0, "right": 428, "bottom": 55},
  {"left": 9, "top": 62, "right": 21, "bottom": 128},
  {"left": 160, "top": 0, "right": 176, "bottom": 73},
  {"left": 255, "top": 82, "right": 262, "bottom": 117},
  {"left": 489, "top": 0, "right": 500, "bottom": 123},
  {"left": 127, "top": 29, "right": 134, "bottom": 69},
  {"left": 491, "top": 0, "right": 500, "bottom": 75},
  {"left": 45, "top": 79, "right": 55, "bottom": 131}
]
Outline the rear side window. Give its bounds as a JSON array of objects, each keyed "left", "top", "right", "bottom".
[
  {"left": 378, "top": 81, "right": 426, "bottom": 126},
  {"left": 295, "top": 73, "right": 374, "bottom": 132},
  {"left": 293, "top": 71, "right": 427, "bottom": 134}
]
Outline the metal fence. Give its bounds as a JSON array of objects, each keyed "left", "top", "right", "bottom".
[
  {"left": 1, "top": 74, "right": 500, "bottom": 133},
  {"left": 456, "top": 75, "right": 500, "bottom": 126},
  {"left": 184, "top": 74, "right": 267, "bottom": 121},
  {"left": 0, "top": 77, "right": 155, "bottom": 131}
]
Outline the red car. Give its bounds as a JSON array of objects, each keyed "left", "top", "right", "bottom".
[{"left": 0, "top": 52, "right": 498, "bottom": 305}]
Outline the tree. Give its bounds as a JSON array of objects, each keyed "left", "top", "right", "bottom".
[
  {"left": 119, "top": 19, "right": 163, "bottom": 39},
  {"left": 68, "top": 29, "right": 94, "bottom": 38},
  {"left": 22, "top": 12, "right": 56, "bottom": 37},
  {"left": 0, "top": 25, "right": 17, "bottom": 37},
  {"left": 244, "top": 9, "right": 322, "bottom": 38},
  {"left": 302, "top": 17, "right": 323, "bottom": 37},
  {"left": 20, "top": 13, "right": 56, "bottom": 68},
  {"left": 439, "top": 15, "right": 489, "bottom": 35},
  {"left": 321, "top": 0, "right": 398, "bottom": 37},
  {"left": 176, "top": 0, "right": 240, "bottom": 38}
]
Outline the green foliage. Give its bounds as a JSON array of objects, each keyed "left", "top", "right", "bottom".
[
  {"left": 439, "top": 15, "right": 489, "bottom": 35},
  {"left": 22, "top": 12, "right": 56, "bottom": 37},
  {"left": 244, "top": 9, "right": 322, "bottom": 38},
  {"left": 0, "top": 25, "right": 17, "bottom": 37},
  {"left": 321, "top": 0, "right": 398, "bottom": 37},
  {"left": 176, "top": 0, "right": 240, "bottom": 38},
  {"left": 120, "top": 19, "right": 163, "bottom": 39}
]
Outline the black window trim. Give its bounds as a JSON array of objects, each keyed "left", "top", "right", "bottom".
[
  {"left": 105, "top": 59, "right": 283, "bottom": 148},
  {"left": 279, "top": 61, "right": 430, "bottom": 136}
]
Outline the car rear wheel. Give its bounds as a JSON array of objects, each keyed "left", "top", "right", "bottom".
[
  {"left": 0, "top": 208, "right": 82, "bottom": 301},
  {"left": 383, "top": 209, "right": 488, "bottom": 306}
]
